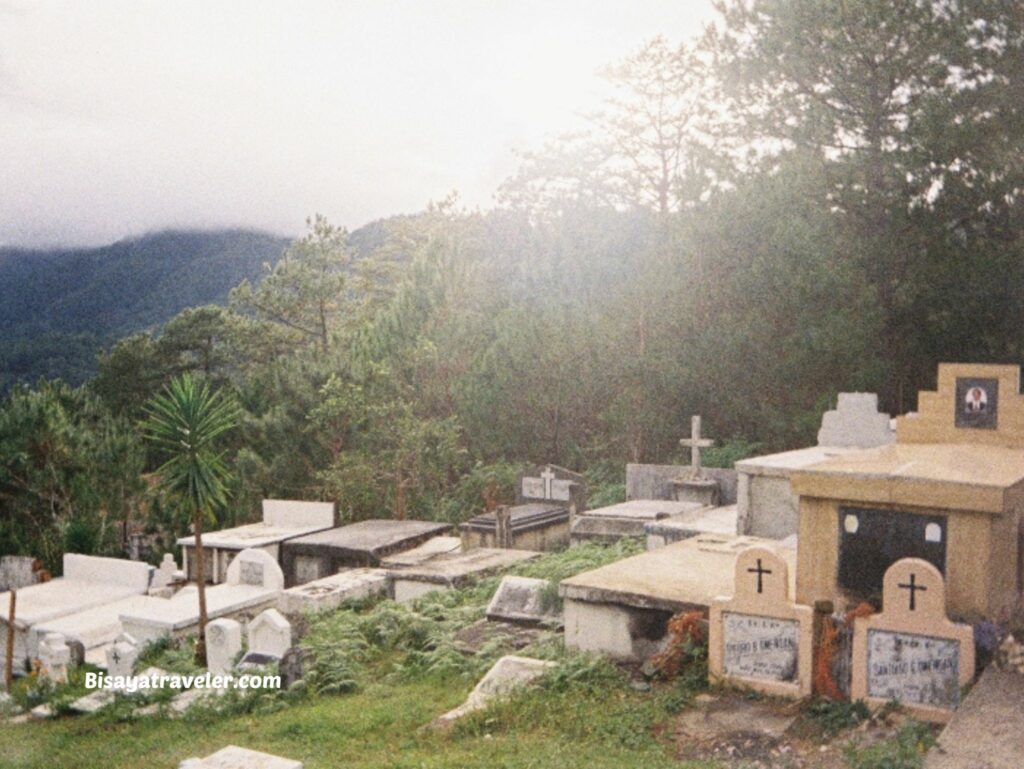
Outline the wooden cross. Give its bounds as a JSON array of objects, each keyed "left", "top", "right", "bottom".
[
  {"left": 747, "top": 557, "right": 772, "bottom": 594},
  {"left": 898, "top": 572, "right": 927, "bottom": 611},
  {"left": 679, "top": 415, "right": 714, "bottom": 480},
  {"left": 540, "top": 466, "right": 556, "bottom": 499}
]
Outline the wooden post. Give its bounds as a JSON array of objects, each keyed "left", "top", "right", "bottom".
[
  {"left": 496, "top": 505, "right": 512, "bottom": 549},
  {"left": 4, "top": 590, "right": 15, "bottom": 690}
]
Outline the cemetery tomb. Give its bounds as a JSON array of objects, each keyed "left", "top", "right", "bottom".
[
  {"left": 277, "top": 568, "right": 388, "bottom": 614},
  {"left": 736, "top": 392, "right": 893, "bottom": 539},
  {"left": 178, "top": 745, "right": 303, "bottom": 769},
  {"left": 708, "top": 546, "right": 814, "bottom": 698},
  {"left": 178, "top": 499, "right": 337, "bottom": 584},
  {"left": 120, "top": 548, "right": 284, "bottom": 646},
  {"left": 0, "top": 553, "right": 152, "bottom": 673},
  {"left": 387, "top": 547, "right": 540, "bottom": 603},
  {"left": 560, "top": 534, "right": 796, "bottom": 661},
  {"left": 279, "top": 518, "right": 452, "bottom": 587},
  {"left": 27, "top": 593, "right": 154, "bottom": 667},
  {"left": 851, "top": 559, "right": 974, "bottom": 723},
  {"left": 571, "top": 431, "right": 740, "bottom": 545},
  {"left": 379, "top": 535, "right": 462, "bottom": 567},
  {"left": 792, "top": 364, "right": 1024, "bottom": 619},
  {"left": 460, "top": 465, "right": 586, "bottom": 551}
]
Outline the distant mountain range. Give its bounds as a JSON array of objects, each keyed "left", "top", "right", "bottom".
[{"left": 0, "top": 229, "right": 293, "bottom": 389}]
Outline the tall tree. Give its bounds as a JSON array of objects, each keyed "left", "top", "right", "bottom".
[{"left": 142, "top": 374, "right": 239, "bottom": 664}]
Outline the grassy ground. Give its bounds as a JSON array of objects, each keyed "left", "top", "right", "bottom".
[{"left": 0, "top": 542, "right": 932, "bottom": 769}]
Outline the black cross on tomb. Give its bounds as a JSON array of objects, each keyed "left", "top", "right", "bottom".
[
  {"left": 898, "top": 572, "right": 927, "bottom": 611},
  {"left": 747, "top": 558, "right": 773, "bottom": 594}
]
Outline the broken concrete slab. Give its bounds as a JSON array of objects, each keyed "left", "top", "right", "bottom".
[
  {"left": 277, "top": 568, "right": 388, "bottom": 615},
  {"left": 570, "top": 499, "right": 706, "bottom": 544},
  {"left": 388, "top": 548, "right": 540, "bottom": 603},
  {"left": 379, "top": 536, "right": 462, "bottom": 568},
  {"left": 644, "top": 504, "right": 739, "bottom": 549},
  {"left": 435, "top": 655, "right": 556, "bottom": 725},
  {"left": 485, "top": 575, "right": 561, "bottom": 627},
  {"left": 280, "top": 519, "right": 452, "bottom": 586},
  {"left": 924, "top": 667, "right": 1024, "bottom": 769}
]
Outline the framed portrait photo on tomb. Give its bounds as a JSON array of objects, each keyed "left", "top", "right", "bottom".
[{"left": 954, "top": 377, "right": 998, "bottom": 430}]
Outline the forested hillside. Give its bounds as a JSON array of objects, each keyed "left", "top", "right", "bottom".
[
  {"left": 0, "top": 229, "right": 291, "bottom": 388},
  {"left": 3, "top": 0, "right": 1024, "bottom": 571}
]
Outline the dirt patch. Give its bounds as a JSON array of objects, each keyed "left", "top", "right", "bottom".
[{"left": 670, "top": 692, "right": 912, "bottom": 769}]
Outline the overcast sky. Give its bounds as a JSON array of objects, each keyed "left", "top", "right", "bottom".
[{"left": 0, "top": 1, "right": 717, "bottom": 248}]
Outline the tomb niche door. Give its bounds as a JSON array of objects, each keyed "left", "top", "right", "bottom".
[{"left": 837, "top": 507, "right": 946, "bottom": 598}]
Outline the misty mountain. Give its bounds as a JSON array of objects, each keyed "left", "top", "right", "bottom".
[{"left": 0, "top": 229, "right": 292, "bottom": 388}]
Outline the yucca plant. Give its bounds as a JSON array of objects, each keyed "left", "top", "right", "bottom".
[{"left": 142, "top": 374, "right": 239, "bottom": 665}]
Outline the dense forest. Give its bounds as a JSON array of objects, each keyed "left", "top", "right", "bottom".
[
  {"left": 0, "top": 229, "right": 291, "bottom": 388},
  {"left": 3, "top": 0, "right": 1024, "bottom": 570}
]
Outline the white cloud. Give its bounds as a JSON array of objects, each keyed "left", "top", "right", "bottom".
[{"left": 0, "top": 0, "right": 716, "bottom": 247}]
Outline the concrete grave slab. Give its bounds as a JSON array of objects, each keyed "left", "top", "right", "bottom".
[
  {"left": 277, "top": 568, "right": 388, "bottom": 615},
  {"left": 708, "top": 546, "right": 814, "bottom": 698},
  {"left": 27, "top": 594, "right": 153, "bottom": 664},
  {"left": 179, "top": 745, "right": 303, "bottom": 769},
  {"left": 851, "top": 559, "right": 974, "bottom": 724},
  {"left": 571, "top": 499, "right": 705, "bottom": 544},
  {"left": 120, "top": 548, "right": 283, "bottom": 645},
  {"left": 560, "top": 534, "right": 797, "bottom": 661},
  {"left": 379, "top": 536, "right": 462, "bottom": 568},
  {"left": 1, "top": 553, "right": 152, "bottom": 673},
  {"left": 644, "top": 504, "right": 739, "bottom": 549},
  {"left": 924, "top": 666, "right": 1024, "bottom": 769},
  {"left": 435, "top": 655, "right": 555, "bottom": 725},
  {"left": 818, "top": 392, "right": 896, "bottom": 448},
  {"left": 178, "top": 499, "right": 336, "bottom": 584},
  {"left": 388, "top": 548, "right": 540, "bottom": 603},
  {"left": 280, "top": 519, "right": 451, "bottom": 586},
  {"left": 486, "top": 575, "right": 561, "bottom": 627}
]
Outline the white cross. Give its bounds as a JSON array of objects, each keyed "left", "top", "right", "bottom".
[
  {"left": 540, "top": 466, "right": 556, "bottom": 499},
  {"left": 679, "top": 415, "right": 714, "bottom": 480}
]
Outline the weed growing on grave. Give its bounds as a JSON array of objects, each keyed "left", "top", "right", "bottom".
[
  {"left": 803, "top": 698, "right": 870, "bottom": 738},
  {"left": 301, "top": 541, "right": 643, "bottom": 694},
  {"left": 843, "top": 720, "right": 936, "bottom": 769}
]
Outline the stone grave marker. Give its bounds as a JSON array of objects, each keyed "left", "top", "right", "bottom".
[
  {"left": 674, "top": 416, "right": 720, "bottom": 506},
  {"left": 178, "top": 745, "right": 303, "bottom": 769},
  {"left": 151, "top": 553, "right": 178, "bottom": 590},
  {"left": 106, "top": 632, "right": 140, "bottom": 680},
  {"left": 225, "top": 548, "right": 285, "bottom": 592},
  {"left": 246, "top": 608, "right": 291, "bottom": 661},
  {"left": 485, "top": 575, "right": 561, "bottom": 627},
  {"left": 278, "top": 647, "right": 306, "bottom": 690},
  {"left": 37, "top": 632, "right": 71, "bottom": 684},
  {"left": 851, "top": 558, "right": 974, "bottom": 723},
  {"left": 709, "top": 546, "right": 813, "bottom": 697},
  {"left": 206, "top": 618, "right": 242, "bottom": 677}
]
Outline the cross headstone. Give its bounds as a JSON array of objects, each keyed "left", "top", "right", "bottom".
[
  {"left": 38, "top": 632, "right": 71, "bottom": 684},
  {"left": 106, "top": 632, "right": 139, "bottom": 681},
  {"left": 851, "top": 558, "right": 975, "bottom": 723},
  {"left": 679, "top": 415, "right": 715, "bottom": 480},
  {"left": 539, "top": 467, "right": 556, "bottom": 499},
  {"left": 205, "top": 618, "right": 242, "bottom": 677},
  {"left": 708, "top": 546, "right": 813, "bottom": 698}
]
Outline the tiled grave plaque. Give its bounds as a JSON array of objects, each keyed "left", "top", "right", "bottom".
[
  {"left": 709, "top": 546, "right": 813, "bottom": 697},
  {"left": 852, "top": 558, "right": 974, "bottom": 723}
]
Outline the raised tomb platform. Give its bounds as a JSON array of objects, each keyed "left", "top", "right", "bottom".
[
  {"left": 559, "top": 534, "right": 796, "bottom": 661},
  {"left": 177, "top": 500, "right": 337, "bottom": 584},
  {"left": 0, "top": 554, "right": 153, "bottom": 673}
]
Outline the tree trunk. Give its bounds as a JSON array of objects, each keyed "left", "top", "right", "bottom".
[{"left": 194, "top": 513, "right": 209, "bottom": 666}]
